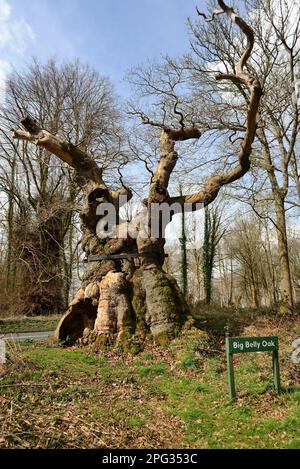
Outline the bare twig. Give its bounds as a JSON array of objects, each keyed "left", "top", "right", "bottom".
[{"left": 196, "top": 6, "right": 225, "bottom": 23}]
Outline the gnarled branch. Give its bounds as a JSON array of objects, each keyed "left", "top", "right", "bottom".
[
  {"left": 135, "top": 111, "right": 201, "bottom": 141},
  {"left": 196, "top": 6, "right": 224, "bottom": 22},
  {"left": 174, "top": 0, "right": 262, "bottom": 208},
  {"left": 12, "top": 116, "right": 105, "bottom": 189}
]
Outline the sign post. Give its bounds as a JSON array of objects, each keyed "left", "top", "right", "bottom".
[
  {"left": 273, "top": 349, "right": 280, "bottom": 393},
  {"left": 225, "top": 336, "right": 280, "bottom": 401},
  {"left": 226, "top": 338, "right": 236, "bottom": 400}
]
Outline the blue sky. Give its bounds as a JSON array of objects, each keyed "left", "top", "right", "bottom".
[{"left": 3, "top": 0, "right": 206, "bottom": 98}]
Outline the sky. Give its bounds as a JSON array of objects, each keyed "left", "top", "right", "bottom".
[{"left": 0, "top": 0, "right": 206, "bottom": 98}]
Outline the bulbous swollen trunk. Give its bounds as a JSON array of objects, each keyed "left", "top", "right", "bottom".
[
  {"left": 55, "top": 262, "right": 188, "bottom": 349},
  {"left": 54, "top": 204, "right": 189, "bottom": 349},
  {"left": 141, "top": 266, "right": 188, "bottom": 342}
]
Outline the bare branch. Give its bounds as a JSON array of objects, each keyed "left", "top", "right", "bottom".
[
  {"left": 172, "top": 0, "right": 263, "bottom": 208},
  {"left": 196, "top": 6, "right": 224, "bottom": 23},
  {"left": 131, "top": 110, "right": 201, "bottom": 141},
  {"left": 217, "top": 0, "right": 255, "bottom": 77},
  {"left": 12, "top": 116, "right": 104, "bottom": 188},
  {"left": 173, "top": 100, "right": 185, "bottom": 130}
]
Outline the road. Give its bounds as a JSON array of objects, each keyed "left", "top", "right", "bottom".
[{"left": 1, "top": 331, "right": 54, "bottom": 341}]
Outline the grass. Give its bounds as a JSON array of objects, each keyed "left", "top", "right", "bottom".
[
  {"left": 0, "top": 312, "right": 300, "bottom": 448},
  {"left": 0, "top": 316, "right": 59, "bottom": 334}
]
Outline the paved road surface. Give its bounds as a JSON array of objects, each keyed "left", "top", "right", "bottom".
[{"left": 1, "top": 331, "right": 54, "bottom": 341}]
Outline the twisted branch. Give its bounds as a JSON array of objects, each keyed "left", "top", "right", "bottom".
[
  {"left": 196, "top": 6, "right": 224, "bottom": 22},
  {"left": 172, "top": 1, "right": 263, "bottom": 208},
  {"left": 12, "top": 116, "right": 105, "bottom": 189}
]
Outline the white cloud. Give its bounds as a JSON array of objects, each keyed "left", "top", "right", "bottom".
[
  {"left": 0, "top": 59, "right": 10, "bottom": 101},
  {"left": 0, "top": 0, "right": 13, "bottom": 46},
  {"left": 0, "top": 59, "right": 10, "bottom": 88},
  {"left": 9, "top": 18, "right": 35, "bottom": 53},
  {"left": 0, "top": 0, "right": 10, "bottom": 21},
  {"left": 0, "top": 0, "right": 35, "bottom": 97}
]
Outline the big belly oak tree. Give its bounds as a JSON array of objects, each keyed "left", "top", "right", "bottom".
[{"left": 12, "top": 1, "right": 262, "bottom": 349}]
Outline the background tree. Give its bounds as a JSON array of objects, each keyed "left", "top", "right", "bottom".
[
  {"left": 179, "top": 184, "right": 188, "bottom": 297},
  {"left": 0, "top": 59, "right": 124, "bottom": 315},
  {"left": 202, "top": 204, "right": 225, "bottom": 304},
  {"left": 186, "top": 0, "right": 300, "bottom": 312}
]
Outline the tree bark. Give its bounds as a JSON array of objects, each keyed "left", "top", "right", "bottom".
[
  {"left": 16, "top": 205, "right": 66, "bottom": 317},
  {"left": 274, "top": 194, "right": 294, "bottom": 313},
  {"left": 256, "top": 125, "right": 295, "bottom": 313}
]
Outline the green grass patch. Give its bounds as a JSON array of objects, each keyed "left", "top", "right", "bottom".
[
  {"left": 135, "top": 361, "right": 168, "bottom": 377},
  {"left": 1, "top": 313, "right": 300, "bottom": 449},
  {"left": 0, "top": 316, "right": 59, "bottom": 334}
]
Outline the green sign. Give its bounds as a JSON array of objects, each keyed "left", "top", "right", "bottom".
[
  {"left": 227, "top": 336, "right": 278, "bottom": 354},
  {"left": 226, "top": 335, "right": 281, "bottom": 401}
]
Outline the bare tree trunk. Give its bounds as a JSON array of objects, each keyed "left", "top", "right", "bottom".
[
  {"left": 229, "top": 257, "right": 234, "bottom": 306},
  {"left": 251, "top": 281, "right": 260, "bottom": 309},
  {"left": 17, "top": 206, "right": 66, "bottom": 316},
  {"left": 134, "top": 129, "right": 192, "bottom": 343},
  {"left": 56, "top": 188, "right": 139, "bottom": 347},
  {"left": 264, "top": 222, "right": 278, "bottom": 306},
  {"left": 179, "top": 186, "right": 188, "bottom": 297},
  {"left": 275, "top": 194, "right": 294, "bottom": 313},
  {"left": 202, "top": 206, "right": 224, "bottom": 304},
  {"left": 6, "top": 151, "right": 17, "bottom": 294}
]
